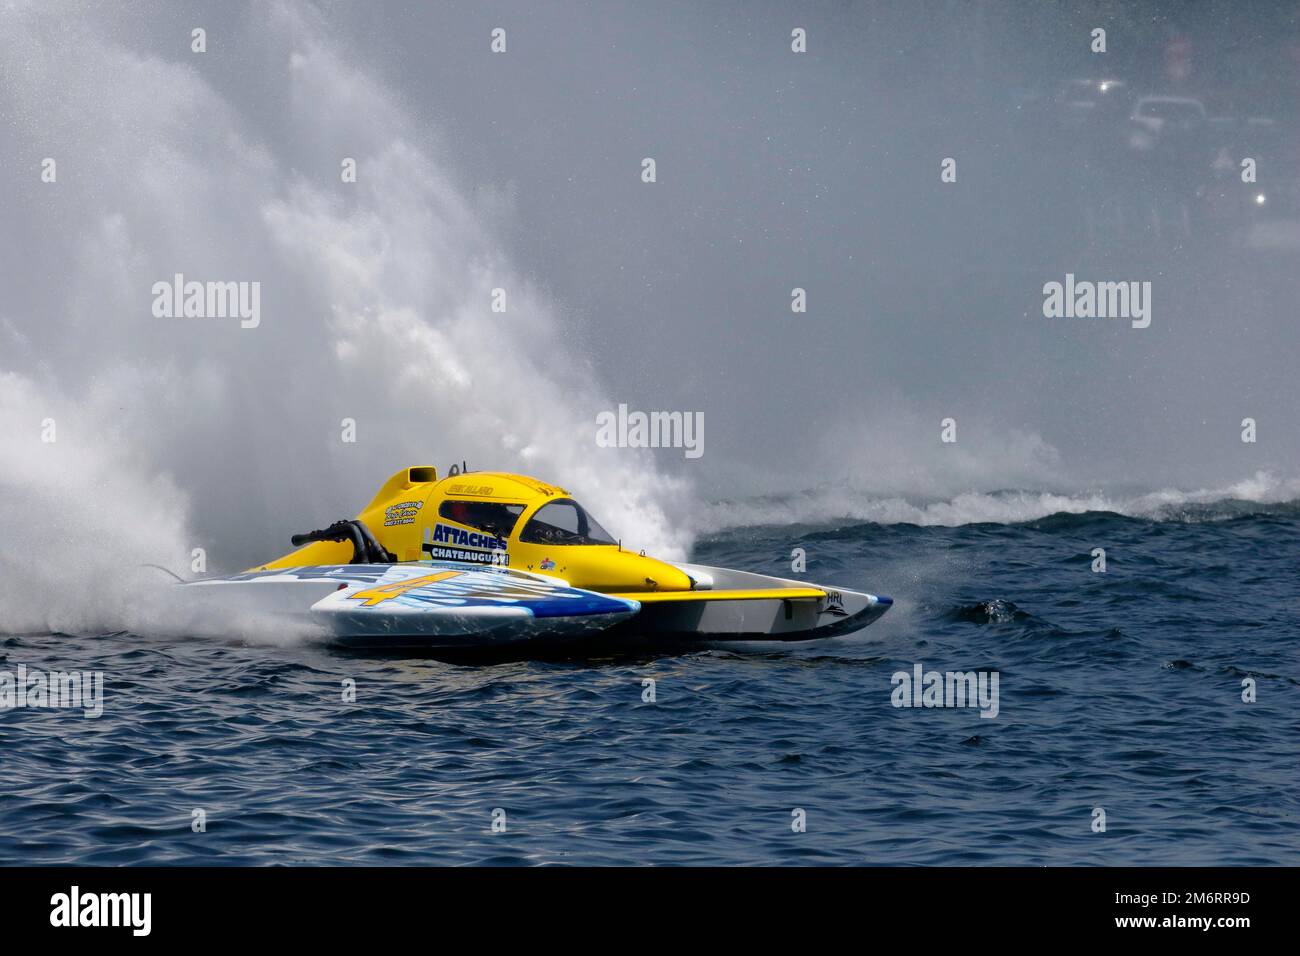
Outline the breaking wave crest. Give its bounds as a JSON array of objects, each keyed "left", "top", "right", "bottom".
[{"left": 697, "top": 472, "right": 1300, "bottom": 531}]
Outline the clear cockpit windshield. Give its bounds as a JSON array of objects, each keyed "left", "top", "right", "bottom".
[{"left": 519, "top": 499, "right": 617, "bottom": 545}]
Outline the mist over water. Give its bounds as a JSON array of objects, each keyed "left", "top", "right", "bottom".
[
  {"left": 0, "top": 2, "right": 692, "bottom": 631},
  {"left": 2, "top": 1, "right": 1299, "bottom": 633}
]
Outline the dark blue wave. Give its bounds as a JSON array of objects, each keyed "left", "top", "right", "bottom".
[{"left": 1, "top": 509, "right": 1297, "bottom": 865}]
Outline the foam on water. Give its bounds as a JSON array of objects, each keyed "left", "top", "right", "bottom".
[{"left": 697, "top": 471, "right": 1300, "bottom": 531}]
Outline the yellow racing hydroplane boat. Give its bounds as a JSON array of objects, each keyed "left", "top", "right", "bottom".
[{"left": 182, "top": 465, "right": 892, "bottom": 650}]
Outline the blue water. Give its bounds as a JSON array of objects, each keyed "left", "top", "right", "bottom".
[{"left": 2, "top": 504, "right": 1297, "bottom": 865}]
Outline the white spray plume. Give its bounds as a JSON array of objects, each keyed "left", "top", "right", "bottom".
[{"left": 0, "top": 2, "right": 688, "bottom": 635}]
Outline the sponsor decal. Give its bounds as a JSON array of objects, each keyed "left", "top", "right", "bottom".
[
  {"left": 383, "top": 499, "right": 424, "bottom": 527},
  {"left": 419, "top": 523, "right": 510, "bottom": 565},
  {"left": 540, "top": 557, "right": 556, "bottom": 571},
  {"left": 429, "top": 522, "right": 508, "bottom": 551},
  {"left": 422, "top": 546, "right": 510, "bottom": 566}
]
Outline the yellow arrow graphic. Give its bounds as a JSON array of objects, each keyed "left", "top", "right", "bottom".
[{"left": 349, "top": 571, "right": 463, "bottom": 606}]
